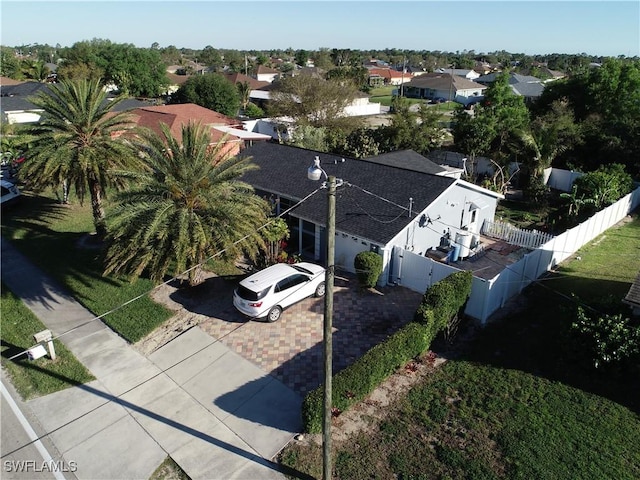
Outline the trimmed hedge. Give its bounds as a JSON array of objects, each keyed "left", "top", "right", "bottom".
[
  {"left": 302, "top": 270, "right": 474, "bottom": 433},
  {"left": 415, "top": 270, "right": 473, "bottom": 332},
  {"left": 302, "top": 322, "right": 432, "bottom": 433},
  {"left": 354, "top": 251, "right": 383, "bottom": 288}
]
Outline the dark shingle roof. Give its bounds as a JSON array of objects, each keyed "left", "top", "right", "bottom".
[
  {"left": 1, "top": 81, "right": 155, "bottom": 116},
  {"left": 239, "top": 142, "right": 456, "bottom": 245},
  {"left": 363, "top": 150, "right": 446, "bottom": 175}
]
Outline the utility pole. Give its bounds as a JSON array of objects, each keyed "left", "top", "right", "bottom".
[
  {"left": 322, "top": 175, "right": 336, "bottom": 480},
  {"left": 400, "top": 55, "right": 405, "bottom": 98}
]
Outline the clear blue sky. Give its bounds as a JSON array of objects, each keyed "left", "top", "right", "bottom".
[{"left": 1, "top": 1, "right": 638, "bottom": 57}]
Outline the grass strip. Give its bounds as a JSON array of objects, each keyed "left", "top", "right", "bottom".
[{"left": 1, "top": 283, "right": 95, "bottom": 400}]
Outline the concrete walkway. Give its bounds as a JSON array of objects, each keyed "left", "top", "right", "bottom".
[{"left": 1, "top": 239, "right": 302, "bottom": 480}]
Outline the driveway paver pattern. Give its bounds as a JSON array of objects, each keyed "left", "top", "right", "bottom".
[{"left": 179, "top": 273, "right": 423, "bottom": 395}]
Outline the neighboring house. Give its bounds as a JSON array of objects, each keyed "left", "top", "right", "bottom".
[
  {"left": 220, "top": 72, "right": 269, "bottom": 90},
  {"left": 255, "top": 65, "right": 280, "bottom": 83},
  {"left": 364, "top": 59, "right": 390, "bottom": 68},
  {"left": 1, "top": 81, "right": 46, "bottom": 124},
  {"left": 246, "top": 83, "right": 382, "bottom": 126},
  {"left": 402, "top": 73, "right": 486, "bottom": 105},
  {"left": 367, "top": 68, "right": 412, "bottom": 86},
  {"left": 475, "top": 72, "right": 545, "bottom": 103},
  {"left": 128, "top": 103, "right": 247, "bottom": 156},
  {"left": 0, "top": 81, "right": 151, "bottom": 124},
  {"left": 165, "top": 72, "right": 190, "bottom": 95},
  {"left": 428, "top": 150, "right": 498, "bottom": 178},
  {"left": 238, "top": 142, "right": 503, "bottom": 285},
  {"left": 435, "top": 68, "right": 480, "bottom": 80},
  {"left": 623, "top": 272, "right": 640, "bottom": 316}
]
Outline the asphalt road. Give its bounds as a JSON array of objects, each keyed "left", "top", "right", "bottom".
[{"left": 1, "top": 378, "right": 76, "bottom": 480}]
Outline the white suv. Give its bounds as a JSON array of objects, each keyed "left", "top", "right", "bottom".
[
  {"left": 233, "top": 262, "right": 326, "bottom": 322},
  {"left": 1, "top": 180, "right": 21, "bottom": 208}
]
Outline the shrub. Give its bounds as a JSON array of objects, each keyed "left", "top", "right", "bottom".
[
  {"left": 572, "top": 307, "right": 640, "bottom": 369},
  {"left": 244, "top": 102, "right": 264, "bottom": 119},
  {"left": 414, "top": 270, "right": 473, "bottom": 336},
  {"left": 354, "top": 251, "right": 383, "bottom": 288},
  {"left": 302, "top": 322, "right": 432, "bottom": 433}
]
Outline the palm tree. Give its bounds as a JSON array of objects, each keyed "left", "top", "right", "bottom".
[
  {"left": 18, "top": 79, "right": 139, "bottom": 237},
  {"left": 103, "top": 122, "right": 272, "bottom": 285},
  {"left": 237, "top": 81, "right": 251, "bottom": 110}
]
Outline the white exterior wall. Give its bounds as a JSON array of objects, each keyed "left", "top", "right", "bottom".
[
  {"left": 242, "top": 118, "right": 293, "bottom": 141},
  {"left": 5, "top": 110, "right": 43, "bottom": 124},
  {"left": 257, "top": 73, "right": 278, "bottom": 83},
  {"left": 543, "top": 167, "right": 585, "bottom": 192},
  {"left": 385, "top": 182, "right": 500, "bottom": 268},
  {"left": 343, "top": 100, "right": 382, "bottom": 116},
  {"left": 334, "top": 232, "right": 382, "bottom": 276}
]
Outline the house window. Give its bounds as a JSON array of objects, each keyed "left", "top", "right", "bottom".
[{"left": 470, "top": 209, "right": 477, "bottom": 224}]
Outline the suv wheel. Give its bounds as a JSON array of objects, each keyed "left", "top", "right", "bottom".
[
  {"left": 267, "top": 306, "right": 282, "bottom": 323},
  {"left": 315, "top": 282, "right": 326, "bottom": 297}
]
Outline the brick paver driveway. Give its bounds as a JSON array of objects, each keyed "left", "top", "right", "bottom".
[{"left": 173, "top": 273, "right": 423, "bottom": 396}]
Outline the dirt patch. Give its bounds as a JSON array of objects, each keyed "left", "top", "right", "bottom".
[{"left": 132, "top": 271, "right": 221, "bottom": 357}]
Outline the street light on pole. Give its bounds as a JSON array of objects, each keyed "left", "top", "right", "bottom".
[{"left": 307, "top": 155, "right": 341, "bottom": 480}]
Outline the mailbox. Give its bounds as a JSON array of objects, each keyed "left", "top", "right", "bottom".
[{"left": 27, "top": 344, "right": 48, "bottom": 361}]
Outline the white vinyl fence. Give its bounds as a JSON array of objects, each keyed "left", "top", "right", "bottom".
[
  {"left": 482, "top": 220, "right": 555, "bottom": 249},
  {"left": 393, "top": 186, "right": 640, "bottom": 324}
]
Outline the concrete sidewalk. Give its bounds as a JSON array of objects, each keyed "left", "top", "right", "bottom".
[{"left": 1, "top": 239, "right": 302, "bottom": 479}]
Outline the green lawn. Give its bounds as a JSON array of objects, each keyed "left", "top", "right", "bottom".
[
  {"left": 1, "top": 284, "right": 95, "bottom": 400},
  {"left": 279, "top": 213, "right": 640, "bottom": 478},
  {"left": 1, "top": 190, "right": 172, "bottom": 343}
]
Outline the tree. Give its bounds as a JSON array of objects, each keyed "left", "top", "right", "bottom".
[
  {"left": 295, "top": 49, "right": 309, "bottom": 67},
  {"left": 198, "top": 46, "right": 224, "bottom": 71},
  {"left": 236, "top": 81, "right": 251, "bottom": 110},
  {"left": 572, "top": 163, "right": 634, "bottom": 210},
  {"left": 21, "top": 59, "right": 49, "bottom": 82},
  {"left": 313, "top": 48, "right": 334, "bottom": 70},
  {"left": 244, "top": 102, "right": 264, "bottom": 119},
  {"left": 343, "top": 128, "right": 380, "bottom": 158},
  {"left": 18, "top": 79, "right": 139, "bottom": 237},
  {"left": 375, "top": 98, "right": 445, "bottom": 155},
  {"left": 57, "top": 39, "right": 169, "bottom": 97},
  {"left": 267, "top": 74, "right": 361, "bottom": 130},
  {"left": 535, "top": 58, "right": 640, "bottom": 176},
  {"left": 514, "top": 99, "right": 582, "bottom": 198},
  {"left": 0, "top": 46, "right": 22, "bottom": 78},
  {"left": 452, "top": 71, "right": 530, "bottom": 190},
  {"left": 286, "top": 125, "right": 329, "bottom": 152},
  {"left": 480, "top": 71, "right": 530, "bottom": 161},
  {"left": 104, "top": 122, "right": 271, "bottom": 285},
  {"left": 258, "top": 217, "right": 290, "bottom": 267},
  {"left": 326, "top": 66, "right": 370, "bottom": 93},
  {"left": 171, "top": 73, "right": 240, "bottom": 116}
]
